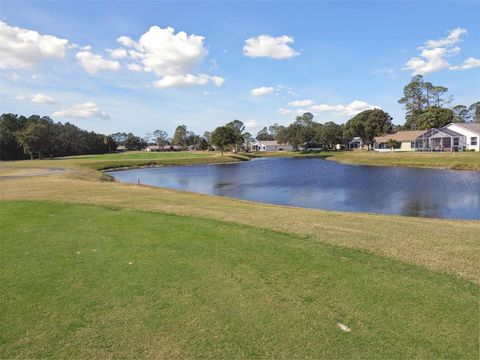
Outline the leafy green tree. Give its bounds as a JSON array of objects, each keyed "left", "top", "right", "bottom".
[
  {"left": 344, "top": 109, "right": 393, "bottom": 150},
  {"left": 399, "top": 75, "right": 452, "bottom": 129},
  {"left": 225, "top": 120, "right": 245, "bottom": 152},
  {"left": 211, "top": 126, "right": 237, "bottom": 156},
  {"left": 124, "top": 133, "right": 147, "bottom": 150},
  {"left": 398, "top": 75, "right": 427, "bottom": 124},
  {"left": 202, "top": 131, "right": 212, "bottom": 145},
  {"left": 15, "top": 121, "right": 51, "bottom": 159},
  {"left": 452, "top": 105, "right": 470, "bottom": 123},
  {"left": 197, "top": 137, "right": 209, "bottom": 150},
  {"left": 321, "top": 122, "right": 343, "bottom": 149},
  {"left": 186, "top": 132, "right": 202, "bottom": 150},
  {"left": 283, "top": 123, "right": 305, "bottom": 149},
  {"left": 153, "top": 130, "right": 169, "bottom": 147},
  {"left": 256, "top": 127, "right": 274, "bottom": 141},
  {"left": 0, "top": 113, "right": 25, "bottom": 160},
  {"left": 243, "top": 132, "right": 254, "bottom": 150},
  {"left": 415, "top": 107, "right": 454, "bottom": 130},
  {"left": 111, "top": 132, "right": 128, "bottom": 145},
  {"left": 386, "top": 139, "right": 401, "bottom": 151},
  {"left": 275, "top": 125, "right": 288, "bottom": 144},
  {"left": 268, "top": 123, "right": 282, "bottom": 138},
  {"left": 103, "top": 135, "right": 116, "bottom": 153},
  {"left": 172, "top": 125, "right": 188, "bottom": 149},
  {"left": 469, "top": 102, "right": 480, "bottom": 123}
]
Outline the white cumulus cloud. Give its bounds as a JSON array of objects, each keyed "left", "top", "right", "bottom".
[
  {"left": 243, "top": 35, "right": 300, "bottom": 59},
  {"left": 404, "top": 47, "right": 453, "bottom": 75},
  {"left": 404, "top": 27, "right": 478, "bottom": 75},
  {"left": 53, "top": 102, "right": 109, "bottom": 119},
  {"left": 117, "top": 25, "right": 223, "bottom": 88},
  {"left": 76, "top": 51, "right": 120, "bottom": 74},
  {"left": 450, "top": 57, "right": 480, "bottom": 71},
  {"left": 154, "top": 74, "right": 224, "bottom": 89},
  {"left": 118, "top": 26, "right": 207, "bottom": 77},
  {"left": 107, "top": 47, "right": 128, "bottom": 59},
  {"left": 250, "top": 86, "right": 276, "bottom": 96},
  {"left": 210, "top": 76, "right": 225, "bottom": 87},
  {"left": 277, "top": 108, "right": 295, "bottom": 115},
  {"left": 0, "top": 21, "right": 68, "bottom": 69},
  {"left": 308, "top": 100, "right": 380, "bottom": 116},
  {"left": 288, "top": 99, "right": 314, "bottom": 107},
  {"left": 127, "top": 63, "right": 143, "bottom": 72},
  {"left": 425, "top": 27, "right": 467, "bottom": 48},
  {"left": 16, "top": 93, "right": 58, "bottom": 105}
]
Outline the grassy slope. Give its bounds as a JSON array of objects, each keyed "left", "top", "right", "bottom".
[
  {"left": 0, "top": 151, "right": 246, "bottom": 175},
  {"left": 1, "top": 164, "right": 479, "bottom": 282},
  {"left": 1, "top": 201, "right": 478, "bottom": 359},
  {"left": 328, "top": 151, "right": 480, "bottom": 170}
]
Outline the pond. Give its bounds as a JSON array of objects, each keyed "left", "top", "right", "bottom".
[{"left": 108, "top": 157, "right": 480, "bottom": 220}]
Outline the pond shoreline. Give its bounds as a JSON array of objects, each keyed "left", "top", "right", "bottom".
[{"left": 108, "top": 157, "right": 480, "bottom": 220}]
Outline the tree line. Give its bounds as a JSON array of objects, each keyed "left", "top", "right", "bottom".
[
  {"left": 1, "top": 76, "right": 478, "bottom": 160},
  {"left": 0, "top": 114, "right": 114, "bottom": 160}
]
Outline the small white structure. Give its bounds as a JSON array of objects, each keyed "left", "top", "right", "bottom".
[
  {"left": 144, "top": 145, "right": 161, "bottom": 152},
  {"left": 348, "top": 137, "right": 365, "bottom": 150},
  {"left": 374, "top": 131, "right": 425, "bottom": 152},
  {"left": 251, "top": 140, "right": 293, "bottom": 151},
  {"left": 444, "top": 123, "right": 480, "bottom": 152}
]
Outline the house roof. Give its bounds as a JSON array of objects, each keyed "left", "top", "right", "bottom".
[
  {"left": 419, "top": 128, "right": 463, "bottom": 138},
  {"left": 374, "top": 131, "right": 425, "bottom": 143},
  {"left": 256, "top": 140, "right": 289, "bottom": 146},
  {"left": 447, "top": 122, "right": 480, "bottom": 135}
]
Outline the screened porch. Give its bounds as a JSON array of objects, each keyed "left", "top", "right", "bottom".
[{"left": 414, "top": 128, "right": 466, "bottom": 152}]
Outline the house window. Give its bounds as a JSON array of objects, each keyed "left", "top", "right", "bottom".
[
  {"left": 410, "top": 142, "right": 414, "bottom": 148},
  {"left": 453, "top": 138, "right": 459, "bottom": 146},
  {"left": 471, "top": 137, "right": 478, "bottom": 146}
]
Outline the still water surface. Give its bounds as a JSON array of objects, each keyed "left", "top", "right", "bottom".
[{"left": 109, "top": 157, "right": 480, "bottom": 219}]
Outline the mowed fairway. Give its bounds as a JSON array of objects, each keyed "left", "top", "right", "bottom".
[{"left": 1, "top": 201, "right": 478, "bottom": 359}]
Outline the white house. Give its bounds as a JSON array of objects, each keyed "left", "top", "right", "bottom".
[
  {"left": 374, "top": 131, "right": 425, "bottom": 152},
  {"left": 348, "top": 137, "right": 364, "bottom": 150},
  {"left": 251, "top": 140, "right": 293, "bottom": 152},
  {"left": 444, "top": 123, "right": 480, "bottom": 152}
]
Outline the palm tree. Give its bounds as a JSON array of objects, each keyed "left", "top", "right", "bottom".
[
  {"left": 386, "top": 139, "right": 400, "bottom": 151},
  {"left": 103, "top": 135, "right": 114, "bottom": 153}
]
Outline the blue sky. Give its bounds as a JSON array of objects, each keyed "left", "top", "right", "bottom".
[{"left": 1, "top": 1, "right": 479, "bottom": 137}]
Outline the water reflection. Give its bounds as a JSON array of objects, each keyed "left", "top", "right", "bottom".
[{"left": 109, "top": 158, "right": 480, "bottom": 220}]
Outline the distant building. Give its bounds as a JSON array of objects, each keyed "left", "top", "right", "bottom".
[
  {"left": 444, "top": 123, "right": 480, "bottom": 152},
  {"left": 374, "top": 131, "right": 425, "bottom": 152},
  {"left": 348, "top": 137, "right": 365, "bottom": 150},
  {"left": 144, "top": 145, "right": 161, "bottom": 152},
  {"left": 374, "top": 124, "right": 480, "bottom": 152},
  {"left": 251, "top": 140, "right": 293, "bottom": 151},
  {"left": 144, "top": 145, "right": 180, "bottom": 152}
]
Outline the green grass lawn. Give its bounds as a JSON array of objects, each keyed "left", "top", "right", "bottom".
[
  {"left": 328, "top": 151, "right": 480, "bottom": 170},
  {"left": 1, "top": 151, "right": 246, "bottom": 173},
  {"left": 64, "top": 150, "right": 218, "bottom": 160},
  {"left": 1, "top": 201, "right": 478, "bottom": 359}
]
